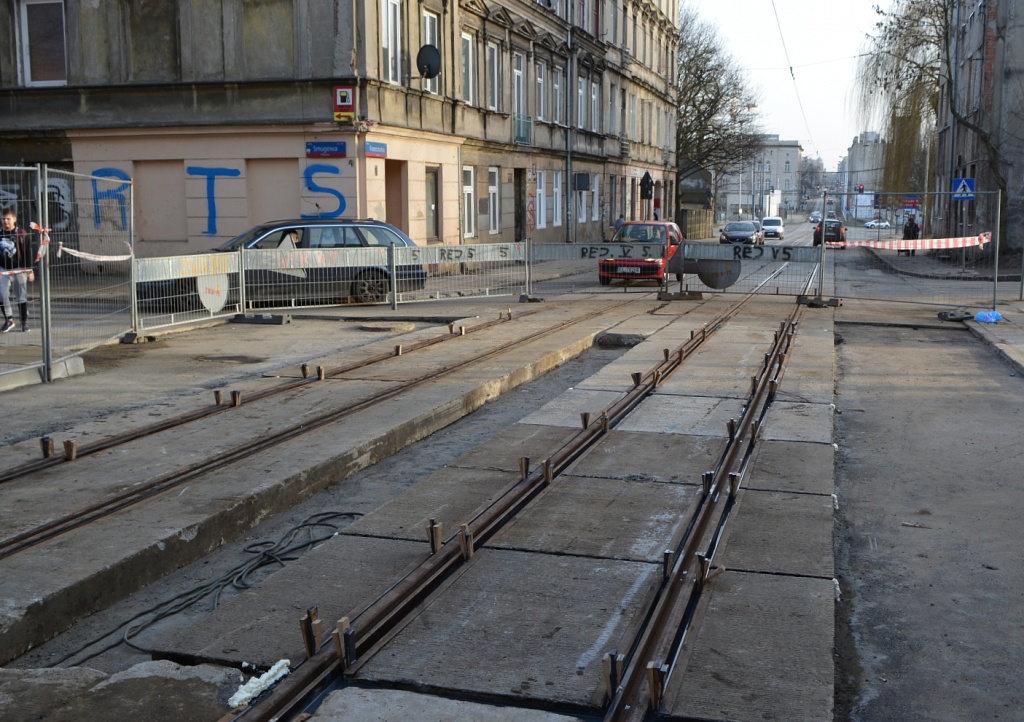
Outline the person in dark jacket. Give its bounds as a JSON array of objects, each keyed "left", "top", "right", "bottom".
[
  {"left": 901, "top": 215, "right": 919, "bottom": 257},
  {"left": 0, "top": 208, "right": 36, "bottom": 332}
]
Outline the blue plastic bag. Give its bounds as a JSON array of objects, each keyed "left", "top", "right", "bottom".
[{"left": 975, "top": 310, "right": 1003, "bottom": 323}]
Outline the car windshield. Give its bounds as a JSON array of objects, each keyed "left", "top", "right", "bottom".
[
  {"left": 762, "top": 219, "right": 781, "bottom": 227},
  {"left": 614, "top": 224, "right": 668, "bottom": 242},
  {"left": 725, "top": 222, "right": 755, "bottom": 232},
  {"left": 217, "top": 226, "right": 278, "bottom": 251}
]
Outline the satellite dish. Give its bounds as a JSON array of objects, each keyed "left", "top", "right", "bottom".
[{"left": 417, "top": 45, "right": 441, "bottom": 79}]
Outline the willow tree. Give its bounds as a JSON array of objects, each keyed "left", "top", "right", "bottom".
[
  {"left": 676, "top": 3, "right": 764, "bottom": 217},
  {"left": 856, "top": 1, "right": 943, "bottom": 195}
]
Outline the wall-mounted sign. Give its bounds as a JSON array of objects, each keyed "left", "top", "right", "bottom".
[
  {"left": 334, "top": 86, "right": 355, "bottom": 122},
  {"left": 305, "top": 141, "right": 347, "bottom": 157},
  {"left": 365, "top": 141, "right": 387, "bottom": 158}
]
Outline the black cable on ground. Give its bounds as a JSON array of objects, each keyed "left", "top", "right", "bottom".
[{"left": 48, "top": 510, "right": 363, "bottom": 668}]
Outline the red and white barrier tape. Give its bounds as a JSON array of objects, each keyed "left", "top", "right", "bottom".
[
  {"left": 28, "top": 221, "right": 133, "bottom": 262},
  {"left": 845, "top": 231, "right": 992, "bottom": 251}
]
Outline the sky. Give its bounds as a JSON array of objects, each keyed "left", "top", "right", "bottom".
[{"left": 694, "top": 0, "right": 886, "bottom": 172}]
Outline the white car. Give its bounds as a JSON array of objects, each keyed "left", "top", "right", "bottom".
[
  {"left": 865, "top": 219, "right": 891, "bottom": 229},
  {"left": 760, "top": 216, "right": 784, "bottom": 240}
]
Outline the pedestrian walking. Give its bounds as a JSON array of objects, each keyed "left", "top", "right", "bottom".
[
  {"left": 901, "top": 215, "right": 919, "bottom": 257},
  {"left": 0, "top": 208, "right": 37, "bottom": 332},
  {"left": 614, "top": 215, "right": 625, "bottom": 231}
]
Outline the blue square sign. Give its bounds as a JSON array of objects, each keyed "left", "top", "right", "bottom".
[{"left": 952, "top": 177, "right": 975, "bottom": 200}]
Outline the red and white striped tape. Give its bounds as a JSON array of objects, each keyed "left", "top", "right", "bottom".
[{"left": 845, "top": 231, "right": 992, "bottom": 251}]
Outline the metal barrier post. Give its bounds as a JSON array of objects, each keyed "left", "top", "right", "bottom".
[
  {"left": 39, "top": 164, "right": 53, "bottom": 383},
  {"left": 526, "top": 236, "right": 533, "bottom": 297},
  {"left": 237, "top": 248, "right": 247, "bottom": 312},
  {"left": 388, "top": 242, "right": 398, "bottom": 310}
]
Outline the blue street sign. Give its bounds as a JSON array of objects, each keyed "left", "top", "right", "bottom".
[{"left": 952, "top": 177, "right": 975, "bottom": 200}]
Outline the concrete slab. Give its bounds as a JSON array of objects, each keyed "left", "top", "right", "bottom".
[
  {"left": 745, "top": 440, "right": 835, "bottom": 495},
  {"left": 565, "top": 430, "right": 725, "bottom": 485},
  {"left": 488, "top": 476, "right": 699, "bottom": 562},
  {"left": 717, "top": 489, "right": 834, "bottom": 578},
  {"left": 760, "top": 401, "right": 834, "bottom": 444},
  {"left": 311, "top": 687, "right": 587, "bottom": 721},
  {"left": 0, "top": 661, "right": 241, "bottom": 722},
  {"left": 653, "top": 341, "right": 770, "bottom": 398},
  {"left": 342, "top": 467, "right": 517, "bottom": 542},
  {"left": 516, "top": 389, "right": 626, "bottom": 428},
  {"left": 776, "top": 362, "right": 835, "bottom": 404},
  {"left": 616, "top": 395, "right": 746, "bottom": 437},
  {"left": 448, "top": 423, "right": 580, "bottom": 472},
  {"left": 356, "top": 548, "right": 661, "bottom": 709},
  {"left": 660, "top": 572, "right": 834, "bottom": 722},
  {"left": 148, "top": 535, "right": 428, "bottom": 668}
]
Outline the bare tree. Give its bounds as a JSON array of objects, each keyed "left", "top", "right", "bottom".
[{"left": 675, "top": 4, "right": 764, "bottom": 215}]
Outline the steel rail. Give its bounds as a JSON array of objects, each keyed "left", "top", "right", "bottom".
[
  {"left": 236, "top": 294, "right": 768, "bottom": 722},
  {"left": 0, "top": 302, "right": 563, "bottom": 487},
  {"left": 603, "top": 304, "right": 805, "bottom": 722},
  {"left": 0, "top": 296, "right": 659, "bottom": 561}
]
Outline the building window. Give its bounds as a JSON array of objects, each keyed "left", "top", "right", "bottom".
[
  {"left": 592, "top": 174, "right": 600, "bottom": 221},
  {"left": 463, "top": 166, "right": 476, "bottom": 237},
  {"left": 553, "top": 171, "right": 563, "bottom": 227},
  {"left": 383, "top": 0, "right": 402, "bottom": 84},
  {"left": 536, "top": 61, "right": 546, "bottom": 121},
  {"left": 488, "top": 167, "right": 500, "bottom": 234},
  {"left": 513, "top": 52, "right": 525, "bottom": 115},
  {"left": 629, "top": 94, "right": 636, "bottom": 140},
  {"left": 784, "top": 161, "right": 791, "bottom": 173},
  {"left": 577, "top": 184, "right": 587, "bottom": 222},
  {"left": 461, "top": 33, "right": 475, "bottom": 105},
  {"left": 577, "top": 76, "right": 586, "bottom": 129},
  {"left": 20, "top": 0, "right": 67, "bottom": 86},
  {"left": 609, "top": 84, "right": 618, "bottom": 136},
  {"left": 553, "top": 67, "right": 563, "bottom": 124},
  {"left": 590, "top": 81, "right": 599, "bottom": 133},
  {"left": 487, "top": 41, "right": 500, "bottom": 110},
  {"left": 537, "top": 171, "right": 547, "bottom": 229},
  {"left": 423, "top": 12, "right": 440, "bottom": 94}
]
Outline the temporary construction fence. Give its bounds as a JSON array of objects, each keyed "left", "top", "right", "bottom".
[
  {"left": 3, "top": 167, "right": 1023, "bottom": 386},
  {"left": 0, "top": 165, "right": 134, "bottom": 383}
]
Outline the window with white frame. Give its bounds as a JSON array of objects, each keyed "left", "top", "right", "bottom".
[
  {"left": 553, "top": 67, "right": 564, "bottom": 124},
  {"left": 488, "top": 167, "right": 500, "bottom": 233},
  {"left": 609, "top": 84, "right": 618, "bottom": 135},
  {"left": 487, "top": 42, "right": 500, "bottom": 110},
  {"left": 461, "top": 33, "right": 475, "bottom": 105},
  {"left": 536, "top": 61, "right": 546, "bottom": 121},
  {"left": 577, "top": 76, "right": 586, "bottom": 129},
  {"left": 537, "top": 171, "right": 547, "bottom": 228},
  {"left": 590, "top": 81, "right": 599, "bottom": 132},
  {"left": 383, "top": 0, "right": 402, "bottom": 84},
  {"left": 592, "top": 174, "right": 600, "bottom": 221},
  {"left": 577, "top": 183, "right": 587, "bottom": 222},
  {"left": 553, "top": 171, "right": 563, "bottom": 226},
  {"left": 19, "top": 0, "right": 67, "bottom": 86},
  {"left": 463, "top": 166, "right": 476, "bottom": 237},
  {"left": 513, "top": 52, "right": 525, "bottom": 115},
  {"left": 423, "top": 11, "right": 440, "bottom": 94}
]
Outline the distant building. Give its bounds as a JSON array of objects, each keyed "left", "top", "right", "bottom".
[
  {"left": 717, "top": 135, "right": 802, "bottom": 221},
  {"left": 0, "top": 0, "right": 677, "bottom": 253},
  {"left": 845, "top": 132, "right": 885, "bottom": 220}
]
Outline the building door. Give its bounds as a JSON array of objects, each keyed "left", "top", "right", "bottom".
[{"left": 425, "top": 167, "right": 440, "bottom": 242}]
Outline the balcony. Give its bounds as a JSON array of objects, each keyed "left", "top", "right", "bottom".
[{"left": 514, "top": 114, "right": 533, "bottom": 145}]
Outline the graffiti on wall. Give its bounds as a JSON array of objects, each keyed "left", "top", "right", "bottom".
[{"left": 91, "top": 164, "right": 350, "bottom": 236}]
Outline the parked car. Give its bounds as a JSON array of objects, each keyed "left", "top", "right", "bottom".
[
  {"left": 598, "top": 221, "right": 685, "bottom": 285},
  {"left": 865, "top": 219, "right": 891, "bottom": 229},
  {"left": 137, "top": 218, "right": 428, "bottom": 310},
  {"left": 719, "top": 221, "right": 761, "bottom": 245},
  {"left": 760, "top": 216, "right": 785, "bottom": 240},
  {"left": 813, "top": 220, "right": 847, "bottom": 247}
]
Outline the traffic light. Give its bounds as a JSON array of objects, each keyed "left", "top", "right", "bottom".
[{"left": 857, "top": 185, "right": 865, "bottom": 194}]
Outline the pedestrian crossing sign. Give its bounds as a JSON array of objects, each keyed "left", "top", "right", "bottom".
[{"left": 952, "top": 177, "right": 975, "bottom": 200}]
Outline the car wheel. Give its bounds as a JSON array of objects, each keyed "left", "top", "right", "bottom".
[
  {"left": 599, "top": 275, "right": 611, "bottom": 286},
  {"left": 352, "top": 271, "right": 390, "bottom": 303}
]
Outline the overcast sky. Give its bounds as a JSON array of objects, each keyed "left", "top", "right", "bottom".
[{"left": 695, "top": 0, "right": 886, "bottom": 171}]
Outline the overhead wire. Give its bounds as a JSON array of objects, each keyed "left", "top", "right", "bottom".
[{"left": 769, "top": 0, "right": 819, "bottom": 157}]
